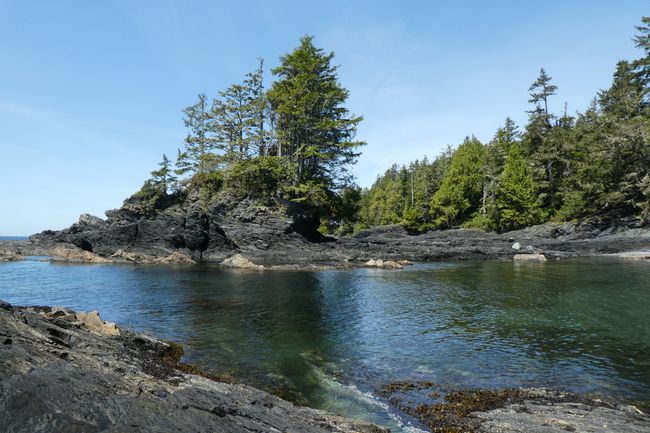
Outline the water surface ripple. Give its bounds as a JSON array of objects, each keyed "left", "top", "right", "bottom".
[{"left": 1, "top": 258, "right": 649, "bottom": 430}]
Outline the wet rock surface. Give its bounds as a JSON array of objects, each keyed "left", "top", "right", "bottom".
[
  {"left": 0, "top": 300, "right": 387, "bottom": 433},
  {"left": 379, "top": 384, "right": 650, "bottom": 433}
]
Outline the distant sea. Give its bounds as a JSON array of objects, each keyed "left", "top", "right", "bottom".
[{"left": 0, "top": 236, "right": 28, "bottom": 241}]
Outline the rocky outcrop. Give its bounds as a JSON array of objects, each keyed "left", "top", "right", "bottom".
[
  {"left": 474, "top": 390, "right": 649, "bottom": 433},
  {"left": 363, "top": 259, "right": 407, "bottom": 269},
  {"left": 221, "top": 254, "right": 265, "bottom": 270},
  {"left": 110, "top": 249, "right": 195, "bottom": 264},
  {"left": 380, "top": 383, "right": 650, "bottom": 433},
  {"left": 513, "top": 253, "right": 547, "bottom": 262},
  {"left": 15, "top": 189, "right": 650, "bottom": 267},
  {"left": 337, "top": 220, "right": 650, "bottom": 263},
  {"left": 0, "top": 249, "right": 22, "bottom": 262},
  {"left": 51, "top": 245, "right": 111, "bottom": 263},
  {"left": 0, "top": 301, "right": 386, "bottom": 433},
  {"left": 73, "top": 310, "right": 120, "bottom": 336},
  {"left": 29, "top": 191, "right": 327, "bottom": 265}
]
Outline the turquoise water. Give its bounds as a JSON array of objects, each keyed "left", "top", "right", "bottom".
[{"left": 1, "top": 257, "right": 649, "bottom": 431}]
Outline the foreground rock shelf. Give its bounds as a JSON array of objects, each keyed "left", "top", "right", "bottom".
[
  {"left": 379, "top": 382, "right": 650, "bottom": 433},
  {"left": 1, "top": 300, "right": 648, "bottom": 433},
  {"left": 0, "top": 301, "right": 386, "bottom": 433}
]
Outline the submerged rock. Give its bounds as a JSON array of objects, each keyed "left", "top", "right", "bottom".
[
  {"left": 0, "top": 301, "right": 387, "bottom": 433},
  {"left": 611, "top": 251, "right": 650, "bottom": 260}
]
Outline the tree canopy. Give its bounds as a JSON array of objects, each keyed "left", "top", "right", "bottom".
[
  {"left": 136, "top": 18, "right": 650, "bottom": 235},
  {"left": 357, "top": 16, "right": 650, "bottom": 233}
]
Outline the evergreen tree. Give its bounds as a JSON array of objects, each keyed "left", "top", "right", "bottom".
[
  {"left": 244, "top": 58, "right": 273, "bottom": 157},
  {"left": 524, "top": 69, "right": 565, "bottom": 212},
  {"left": 177, "top": 94, "right": 220, "bottom": 176},
  {"left": 430, "top": 137, "right": 485, "bottom": 228},
  {"left": 497, "top": 144, "right": 541, "bottom": 231},
  {"left": 599, "top": 61, "right": 646, "bottom": 119},
  {"left": 632, "top": 16, "right": 650, "bottom": 94},
  {"left": 268, "top": 36, "right": 364, "bottom": 192},
  {"left": 213, "top": 83, "right": 250, "bottom": 160},
  {"left": 528, "top": 68, "right": 557, "bottom": 118},
  {"left": 357, "top": 17, "right": 650, "bottom": 232},
  {"left": 150, "top": 154, "right": 177, "bottom": 193},
  {"left": 479, "top": 118, "right": 520, "bottom": 228},
  {"left": 208, "top": 60, "right": 273, "bottom": 162}
]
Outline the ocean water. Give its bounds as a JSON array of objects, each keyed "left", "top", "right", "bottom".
[{"left": 1, "top": 257, "right": 649, "bottom": 431}]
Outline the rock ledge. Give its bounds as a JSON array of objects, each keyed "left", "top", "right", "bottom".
[{"left": 0, "top": 300, "right": 386, "bottom": 433}]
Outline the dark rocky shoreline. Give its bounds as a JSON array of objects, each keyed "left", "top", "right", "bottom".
[
  {"left": 1, "top": 193, "right": 649, "bottom": 268},
  {"left": 3, "top": 220, "right": 649, "bottom": 268},
  {"left": 1, "top": 301, "right": 648, "bottom": 433}
]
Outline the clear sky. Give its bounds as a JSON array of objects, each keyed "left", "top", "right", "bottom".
[{"left": 0, "top": 1, "right": 647, "bottom": 235}]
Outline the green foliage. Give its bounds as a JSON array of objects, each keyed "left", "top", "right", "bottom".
[
  {"left": 162, "top": 36, "right": 365, "bottom": 224},
  {"left": 189, "top": 170, "right": 224, "bottom": 198},
  {"left": 134, "top": 155, "right": 179, "bottom": 214},
  {"left": 496, "top": 145, "right": 541, "bottom": 231},
  {"left": 177, "top": 94, "right": 221, "bottom": 176},
  {"left": 528, "top": 68, "right": 557, "bottom": 117},
  {"left": 131, "top": 180, "right": 165, "bottom": 215},
  {"left": 355, "top": 17, "right": 650, "bottom": 234},
  {"left": 358, "top": 151, "right": 452, "bottom": 232},
  {"left": 287, "top": 180, "right": 336, "bottom": 217},
  {"left": 268, "top": 35, "right": 365, "bottom": 190},
  {"left": 633, "top": 16, "right": 650, "bottom": 93},
  {"left": 330, "top": 185, "right": 362, "bottom": 235},
  {"left": 430, "top": 137, "right": 485, "bottom": 228},
  {"left": 225, "top": 156, "right": 291, "bottom": 199},
  {"left": 150, "top": 154, "right": 177, "bottom": 193},
  {"left": 638, "top": 174, "right": 650, "bottom": 222},
  {"left": 461, "top": 213, "right": 496, "bottom": 231},
  {"left": 211, "top": 59, "right": 270, "bottom": 161}
]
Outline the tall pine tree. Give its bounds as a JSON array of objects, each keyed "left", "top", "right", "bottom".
[
  {"left": 430, "top": 137, "right": 485, "bottom": 228},
  {"left": 497, "top": 144, "right": 541, "bottom": 231},
  {"left": 268, "top": 36, "right": 365, "bottom": 192}
]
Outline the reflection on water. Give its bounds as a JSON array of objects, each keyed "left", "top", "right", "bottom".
[{"left": 1, "top": 257, "right": 649, "bottom": 431}]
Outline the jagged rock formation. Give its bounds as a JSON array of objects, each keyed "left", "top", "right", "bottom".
[
  {"left": 0, "top": 301, "right": 386, "bottom": 433},
  {"left": 7, "top": 187, "right": 649, "bottom": 266},
  {"left": 29, "top": 190, "right": 327, "bottom": 265},
  {"left": 0, "top": 249, "right": 22, "bottom": 262}
]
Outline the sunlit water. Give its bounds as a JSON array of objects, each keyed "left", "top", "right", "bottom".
[{"left": 1, "top": 257, "right": 649, "bottom": 431}]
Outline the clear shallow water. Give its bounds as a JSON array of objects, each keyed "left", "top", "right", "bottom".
[{"left": 1, "top": 258, "right": 649, "bottom": 431}]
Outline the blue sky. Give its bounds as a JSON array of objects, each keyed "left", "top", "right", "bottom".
[{"left": 0, "top": 1, "right": 647, "bottom": 235}]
